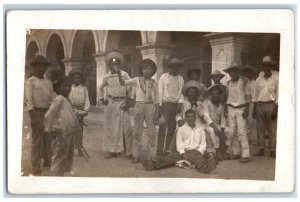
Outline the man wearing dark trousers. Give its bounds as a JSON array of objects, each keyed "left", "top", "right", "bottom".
[{"left": 142, "top": 109, "right": 216, "bottom": 174}]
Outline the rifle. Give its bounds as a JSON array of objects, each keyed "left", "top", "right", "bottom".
[{"left": 73, "top": 132, "right": 90, "bottom": 162}]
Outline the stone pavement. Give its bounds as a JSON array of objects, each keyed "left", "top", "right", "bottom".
[{"left": 21, "top": 109, "right": 275, "bottom": 180}]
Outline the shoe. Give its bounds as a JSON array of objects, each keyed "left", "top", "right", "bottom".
[
  {"left": 104, "top": 152, "right": 117, "bottom": 159},
  {"left": 141, "top": 159, "right": 155, "bottom": 171},
  {"left": 239, "top": 157, "right": 250, "bottom": 163},
  {"left": 207, "top": 157, "right": 217, "bottom": 172},
  {"left": 131, "top": 157, "right": 140, "bottom": 164},
  {"left": 253, "top": 149, "right": 264, "bottom": 156},
  {"left": 270, "top": 151, "right": 276, "bottom": 158}
]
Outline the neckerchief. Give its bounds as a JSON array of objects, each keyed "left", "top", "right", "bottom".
[{"left": 139, "top": 77, "right": 155, "bottom": 101}]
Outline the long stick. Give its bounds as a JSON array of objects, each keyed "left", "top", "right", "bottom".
[{"left": 73, "top": 134, "right": 90, "bottom": 161}]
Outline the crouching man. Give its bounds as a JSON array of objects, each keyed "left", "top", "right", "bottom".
[{"left": 141, "top": 109, "right": 216, "bottom": 174}]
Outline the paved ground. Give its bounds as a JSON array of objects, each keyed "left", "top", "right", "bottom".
[{"left": 21, "top": 110, "right": 275, "bottom": 180}]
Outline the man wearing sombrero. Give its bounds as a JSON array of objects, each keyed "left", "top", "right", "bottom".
[
  {"left": 98, "top": 51, "right": 133, "bottom": 159},
  {"left": 203, "top": 84, "right": 231, "bottom": 160},
  {"left": 116, "top": 59, "right": 159, "bottom": 164},
  {"left": 166, "top": 80, "right": 216, "bottom": 159},
  {"left": 252, "top": 56, "right": 279, "bottom": 158},
  {"left": 208, "top": 70, "right": 227, "bottom": 104},
  {"left": 25, "top": 55, "right": 54, "bottom": 174},
  {"left": 223, "top": 62, "right": 251, "bottom": 163},
  {"left": 157, "top": 57, "right": 185, "bottom": 156}
]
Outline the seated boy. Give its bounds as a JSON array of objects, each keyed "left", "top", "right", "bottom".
[{"left": 141, "top": 109, "right": 216, "bottom": 174}]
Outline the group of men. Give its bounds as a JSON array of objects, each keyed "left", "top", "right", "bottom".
[
  {"left": 24, "top": 50, "right": 279, "bottom": 176},
  {"left": 99, "top": 51, "right": 279, "bottom": 174}
]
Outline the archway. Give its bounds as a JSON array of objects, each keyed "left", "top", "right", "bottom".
[
  {"left": 25, "top": 41, "right": 39, "bottom": 79},
  {"left": 171, "top": 31, "right": 211, "bottom": 86},
  {"left": 46, "top": 34, "right": 65, "bottom": 73},
  {"left": 118, "top": 31, "right": 143, "bottom": 77},
  {"left": 72, "top": 30, "right": 97, "bottom": 105}
]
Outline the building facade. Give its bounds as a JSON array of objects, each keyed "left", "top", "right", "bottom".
[{"left": 25, "top": 29, "right": 280, "bottom": 106}]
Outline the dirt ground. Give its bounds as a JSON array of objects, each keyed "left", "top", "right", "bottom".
[{"left": 21, "top": 110, "right": 275, "bottom": 180}]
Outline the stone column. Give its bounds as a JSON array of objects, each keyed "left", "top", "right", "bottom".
[
  {"left": 204, "top": 33, "right": 250, "bottom": 83},
  {"left": 136, "top": 44, "right": 175, "bottom": 81},
  {"left": 61, "top": 58, "right": 84, "bottom": 75},
  {"left": 93, "top": 52, "right": 107, "bottom": 104}
]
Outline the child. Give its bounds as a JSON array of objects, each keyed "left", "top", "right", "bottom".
[
  {"left": 68, "top": 69, "right": 90, "bottom": 156},
  {"left": 99, "top": 51, "right": 133, "bottom": 158},
  {"left": 44, "top": 76, "right": 81, "bottom": 176},
  {"left": 223, "top": 63, "right": 251, "bottom": 163},
  {"left": 25, "top": 55, "right": 54, "bottom": 174},
  {"left": 157, "top": 58, "right": 185, "bottom": 156},
  {"left": 117, "top": 59, "right": 159, "bottom": 163},
  {"left": 141, "top": 110, "right": 216, "bottom": 174}
]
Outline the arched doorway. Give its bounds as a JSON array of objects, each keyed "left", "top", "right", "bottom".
[
  {"left": 72, "top": 30, "right": 97, "bottom": 106},
  {"left": 25, "top": 41, "right": 39, "bottom": 79},
  {"left": 171, "top": 31, "right": 211, "bottom": 86},
  {"left": 118, "top": 31, "right": 143, "bottom": 77},
  {"left": 46, "top": 34, "right": 65, "bottom": 77}
]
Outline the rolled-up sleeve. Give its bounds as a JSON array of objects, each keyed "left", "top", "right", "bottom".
[{"left": 98, "top": 77, "right": 108, "bottom": 100}]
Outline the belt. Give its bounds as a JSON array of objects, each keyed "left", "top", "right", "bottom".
[
  {"left": 256, "top": 101, "right": 275, "bottom": 105},
  {"left": 227, "top": 103, "right": 248, "bottom": 108},
  {"left": 108, "top": 95, "right": 126, "bottom": 100},
  {"left": 136, "top": 101, "right": 154, "bottom": 104},
  {"left": 33, "top": 107, "right": 49, "bottom": 111}
]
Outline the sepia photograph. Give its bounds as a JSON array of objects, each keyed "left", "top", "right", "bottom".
[{"left": 6, "top": 10, "right": 295, "bottom": 193}]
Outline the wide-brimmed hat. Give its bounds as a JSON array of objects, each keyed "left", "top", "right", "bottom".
[
  {"left": 68, "top": 69, "right": 85, "bottom": 81},
  {"left": 105, "top": 51, "right": 125, "bottom": 68},
  {"left": 208, "top": 70, "right": 225, "bottom": 80},
  {"left": 206, "top": 84, "right": 226, "bottom": 95},
  {"left": 30, "top": 55, "right": 51, "bottom": 67},
  {"left": 138, "top": 59, "right": 157, "bottom": 77},
  {"left": 182, "top": 80, "right": 202, "bottom": 95},
  {"left": 223, "top": 62, "right": 240, "bottom": 73},
  {"left": 167, "top": 58, "right": 185, "bottom": 67},
  {"left": 262, "top": 55, "right": 276, "bottom": 66}
]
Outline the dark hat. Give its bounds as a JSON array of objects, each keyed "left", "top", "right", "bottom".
[
  {"left": 182, "top": 80, "right": 202, "bottom": 95},
  {"left": 206, "top": 84, "right": 226, "bottom": 95},
  {"left": 223, "top": 62, "right": 240, "bottom": 73},
  {"left": 262, "top": 56, "right": 276, "bottom": 66},
  {"left": 68, "top": 69, "right": 85, "bottom": 81},
  {"left": 167, "top": 58, "right": 185, "bottom": 67},
  {"left": 30, "top": 55, "right": 51, "bottom": 67},
  {"left": 138, "top": 59, "right": 157, "bottom": 77},
  {"left": 208, "top": 70, "right": 225, "bottom": 80},
  {"left": 105, "top": 51, "right": 125, "bottom": 68}
]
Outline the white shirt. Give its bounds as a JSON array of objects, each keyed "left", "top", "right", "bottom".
[
  {"left": 99, "top": 70, "right": 131, "bottom": 99},
  {"left": 176, "top": 123, "right": 206, "bottom": 155},
  {"left": 124, "top": 77, "right": 159, "bottom": 103},
  {"left": 68, "top": 84, "right": 90, "bottom": 111},
  {"left": 25, "top": 76, "right": 54, "bottom": 111},
  {"left": 203, "top": 100, "right": 226, "bottom": 128},
  {"left": 158, "top": 73, "right": 184, "bottom": 106},
  {"left": 226, "top": 77, "right": 251, "bottom": 106},
  {"left": 253, "top": 73, "right": 279, "bottom": 105}
]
